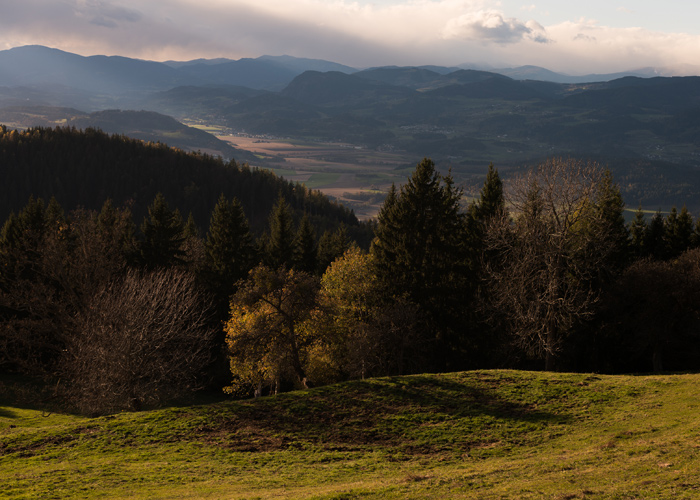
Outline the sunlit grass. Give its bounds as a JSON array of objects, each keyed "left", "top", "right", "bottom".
[{"left": 2, "top": 370, "right": 699, "bottom": 499}]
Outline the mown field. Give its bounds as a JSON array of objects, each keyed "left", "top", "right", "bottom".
[{"left": 2, "top": 370, "right": 699, "bottom": 499}]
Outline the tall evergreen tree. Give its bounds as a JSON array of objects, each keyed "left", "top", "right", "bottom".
[
  {"left": 317, "top": 224, "right": 350, "bottom": 274},
  {"left": 183, "top": 212, "right": 199, "bottom": 239},
  {"left": 476, "top": 163, "right": 505, "bottom": 220},
  {"left": 666, "top": 205, "right": 693, "bottom": 258},
  {"left": 139, "top": 192, "right": 185, "bottom": 268},
  {"left": 265, "top": 194, "right": 296, "bottom": 270},
  {"left": 644, "top": 210, "right": 666, "bottom": 259},
  {"left": 467, "top": 163, "right": 506, "bottom": 269},
  {"left": 591, "top": 169, "right": 629, "bottom": 276},
  {"left": 371, "top": 158, "right": 469, "bottom": 370},
  {"left": 629, "top": 206, "right": 647, "bottom": 258},
  {"left": 97, "top": 199, "right": 137, "bottom": 265},
  {"left": 205, "top": 194, "right": 256, "bottom": 298},
  {"left": 294, "top": 214, "right": 317, "bottom": 273}
]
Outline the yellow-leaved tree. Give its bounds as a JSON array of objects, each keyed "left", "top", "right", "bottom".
[{"left": 224, "top": 265, "right": 319, "bottom": 396}]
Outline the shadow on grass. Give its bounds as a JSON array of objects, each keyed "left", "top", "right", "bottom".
[
  {"left": 0, "top": 407, "right": 18, "bottom": 419},
  {"left": 206, "top": 373, "right": 570, "bottom": 453}
]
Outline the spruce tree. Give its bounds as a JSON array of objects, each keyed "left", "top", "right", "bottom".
[
  {"left": 666, "top": 205, "right": 693, "bottom": 258},
  {"left": 183, "top": 212, "right": 199, "bottom": 239},
  {"left": 294, "top": 214, "right": 317, "bottom": 273},
  {"left": 97, "top": 199, "right": 137, "bottom": 264},
  {"left": 265, "top": 194, "right": 296, "bottom": 269},
  {"left": 139, "top": 192, "right": 185, "bottom": 268},
  {"left": 644, "top": 210, "right": 666, "bottom": 259},
  {"left": 629, "top": 206, "right": 647, "bottom": 258},
  {"left": 205, "top": 194, "right": 256, "bottom": 297},
  {"left": 477, "top": 163, "right": 505, "bottom": 220},
  {"left": 317, "top": 224, "right": 350, "bottom": 273},
  {"left": 371, "top": 158, "right": 468, "bottom": 370},
  {"left": 592, "top": 169, "right": 629, "bottom": 274}
]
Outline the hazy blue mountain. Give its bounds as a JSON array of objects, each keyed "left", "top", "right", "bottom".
[
  {"left": 171, "top": 56, "right": 356, "bottom": 91},
  {"left": 162, "top": 58, "right": 234, "bottom": 68},
  {"left": 493, "top": 65, "right": 658, "bottom": 83},
  {"left": 257, "top": 55, "right": 356, "bottom": 74},
  {"left": 281, "top": 70, "right": 415, "bottom": 107},
  {"left": 140, "top": 85, "right": 270, "bottom": 119},
  {"left": 425, "top": 77, "right": 548, "bottom": 100},
  {"left": 0, "top": 45, "right": 196, "bottom": 93},
  {"left": 561, "top": 76, "right": 700, "bottom": 110},
  {"left": 66, "top": 109, "right": 252, "bottom": 160},
  {"left": 354, "top": 67, "right": 444, "bottom": 89}
]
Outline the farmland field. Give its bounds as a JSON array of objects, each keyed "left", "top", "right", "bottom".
[{"left": 219, "top": 134, "right": 423, "bottom": 219}]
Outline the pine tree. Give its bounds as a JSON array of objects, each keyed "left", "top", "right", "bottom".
[
  {"left": 294, "top": 214, "right": 317, "bottom": 273},
  {"left": 265, "top": 194, "right": 296, "bottom": 269},
  {"left": 183, "top": 212, "right": 199, "bottom": 239},
  {"left": 629, "top": 206, "right": 647, "bottom": 258},
  {"left": 317, "top": 224, "right": 350, "bottom": 273},
  {"left": 205, "top": 194, "right": 256, "bottom": 298},
  {"left": 693, "top": 213, "right": 700, "bottom": 248},
  {"left": 666, "top": 205, "right": 693, "bottom": 258},
  {"left": 139, "top": 192, "right": 185, "bottom": 268},
  {"left": 97, "top": 199, "right": 137, "bottom": 264},
  {"left": 591, "top": 169, "right": 629, "bottom": 274},
  {"left": 371, "top": 158, "right": 468, "bottom": 370},
  {"left": 644, "top": 210, "right": 666, "bottom": 259},
  {"left": 477, "top": 163, "right": 505, "bottom": 220},
  {"left": 467, "top": 163, "right": 506, "bottom": 273}
]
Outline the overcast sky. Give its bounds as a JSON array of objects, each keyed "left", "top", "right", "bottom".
[{"left": 2, "top": 0, "right": 699, "bottom": 75}]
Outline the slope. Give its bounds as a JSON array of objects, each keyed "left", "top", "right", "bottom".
[{"left": 1, "top": 370, "right": 699, "bottom": 499}]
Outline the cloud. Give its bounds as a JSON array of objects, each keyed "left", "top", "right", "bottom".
[
  {"left": 0, "top": 0, "right": 698, "bottom": 74},
  {"left": 443, "top": 10, "right": 550, "bottom": 44},
  {"left": 616, "top": 7, "right": 634, "bottom": 14}
]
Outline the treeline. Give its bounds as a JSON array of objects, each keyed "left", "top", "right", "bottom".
[
  {"left": 0, "top": 125, "right": 364, "bottom": 239},
  {"left": 3, "top": 153, "right": 700, "bottom": 415},
  {"left": 223, "top": 157, "right": 700, "bottom": 398},
  {"left": 0, "top": 187, "right": 353, "bottom": 414}
]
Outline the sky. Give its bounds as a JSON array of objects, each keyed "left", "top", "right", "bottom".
[{"left": 1, "top": 0, "right": 699, "bottom": 75}]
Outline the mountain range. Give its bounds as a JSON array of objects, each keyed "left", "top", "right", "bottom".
[{"left": 1, "top": 45, "right": 700, "bottom": 211}]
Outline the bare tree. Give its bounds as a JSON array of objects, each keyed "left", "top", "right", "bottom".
[
  {"left": 61, "top": 268, "right": 216, "bottom": 414},
  {"left": 483, "top": 158, "right": 626, "bottom": 370}
]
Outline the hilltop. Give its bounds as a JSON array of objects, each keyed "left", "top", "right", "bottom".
[{"left": 2, "top": 370, "right": 699, "bottom": 499}]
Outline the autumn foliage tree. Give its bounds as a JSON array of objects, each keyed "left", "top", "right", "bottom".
[
  {"left": 315, "top": 246, "right": 422, "bottom": 381},
  {"left": 224, "top": 265, "right": 319, "bottom": 396}
]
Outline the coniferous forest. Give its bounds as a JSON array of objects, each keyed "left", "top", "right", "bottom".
[{"left": 2, "top": 126, "right": 700, "bottom": 415}]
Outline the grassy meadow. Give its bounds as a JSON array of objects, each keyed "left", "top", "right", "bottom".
[{"left": 2, "top": 370, "right": 699, "bottom": 499}]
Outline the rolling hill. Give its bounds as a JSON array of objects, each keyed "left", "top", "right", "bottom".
[{"left": 2, "top": 370, "right": 699, "bottom": 498}]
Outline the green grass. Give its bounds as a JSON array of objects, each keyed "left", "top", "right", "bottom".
[{"left": 2, "top": 370, "right": 700, "bottom": 499}]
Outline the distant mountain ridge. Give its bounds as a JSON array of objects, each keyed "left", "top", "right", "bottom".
[
  {"left": 2, "top": 45, "right": 696, "bottom": 98},
  {"left": 2, "top": 45, "right": 700, "bottom": 213}
]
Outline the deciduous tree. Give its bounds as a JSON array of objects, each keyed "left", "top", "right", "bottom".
[{"left": 484, "top": 158, "right": 627, "bottom": 370}]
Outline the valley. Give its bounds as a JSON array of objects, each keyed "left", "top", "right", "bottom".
[{"left": 217, "top": 133, "right": 415, "bottom": 219}]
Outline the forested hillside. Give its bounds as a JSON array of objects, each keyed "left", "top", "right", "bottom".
[
  {"left": 3, "top": 148, "right": 700, "bottom": 415},
  {"left": 0, "top": 125, "right": 359, "bottom": 235}
]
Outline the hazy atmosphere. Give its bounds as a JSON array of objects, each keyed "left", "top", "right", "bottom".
[{"left": 2, "top": 0, "right": 699, "bottom": 74}]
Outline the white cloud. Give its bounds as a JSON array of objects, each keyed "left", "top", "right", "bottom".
[
  {"left": 0, "top": 0, "right": 698, "bottom": 74},
  {"left": 443, "top": 10, "right": 550, "bottom": 44}
]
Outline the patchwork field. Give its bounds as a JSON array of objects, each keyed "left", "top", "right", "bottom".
[{"left": 219, "top": 134, "right": 419, "bottom": 219}]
